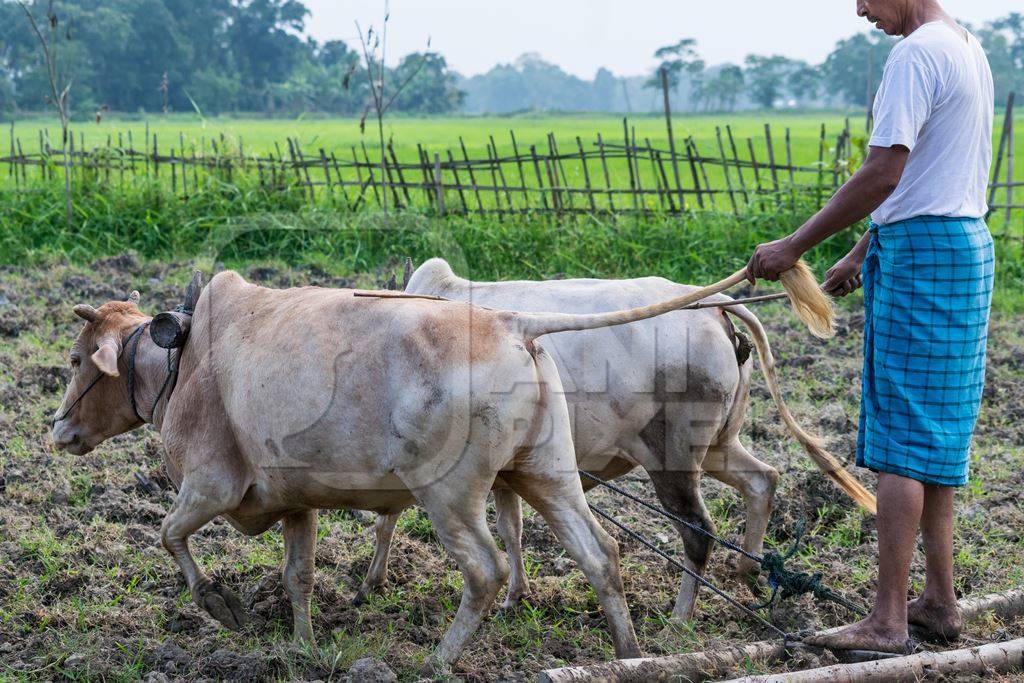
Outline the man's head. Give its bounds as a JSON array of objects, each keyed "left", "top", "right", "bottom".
[
  {"left": 856, "top": 0, "right": 931, "bottom": 36},
  {"left": 51, "top": 293, "right": 149, "bottom": 455}
]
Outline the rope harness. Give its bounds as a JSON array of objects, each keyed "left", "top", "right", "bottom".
[
  {"left": 580, "top": 470, "right": 867, "bottom": 639},
  {"left": 53, "top": 323, "right": 148, "bottom": 425},
  {"left": 54, "top": 303, "right": 192, "bottom": 427}
]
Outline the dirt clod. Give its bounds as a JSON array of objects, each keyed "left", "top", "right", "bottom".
[{"left": 347, "top": 657, "right": 398, "bottom": 683}]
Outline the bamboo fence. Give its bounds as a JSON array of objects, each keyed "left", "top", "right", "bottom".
[{"left": 1, "top": 93, "right": 1020, "bottom": 238}]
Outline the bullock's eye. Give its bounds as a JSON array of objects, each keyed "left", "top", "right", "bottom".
[{"left": 70, "top": 355, "right": 80, "bottom": 369}]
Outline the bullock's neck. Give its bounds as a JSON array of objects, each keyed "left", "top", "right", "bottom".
[{"left": 129, "top": 326, "right": 178, "bottom": 431}]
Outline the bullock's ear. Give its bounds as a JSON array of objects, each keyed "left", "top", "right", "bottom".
[
  {"left": 127, "top": 291, "right": 140, "bottom": 305},
  {"left": 91, "top": 335, "right": 121, "bottom": 377},
  {"left": 74, "top": 304, "right": 100, "bottom": 323}
]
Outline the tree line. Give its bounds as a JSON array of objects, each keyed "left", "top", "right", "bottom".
[{"left": 1, "top": 1, "right": 1021, "bottom": 119}]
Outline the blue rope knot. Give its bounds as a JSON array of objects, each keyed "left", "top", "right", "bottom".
[{"left": 757, "top": 520, "right": 866, "bottom": 616}]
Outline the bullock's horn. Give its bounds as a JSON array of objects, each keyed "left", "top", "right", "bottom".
[
  {"left": 183, "top": 270, "right": 203, "bottom": 313},
  {"left": 127, "top": 291, "right": 141, "bottom": 305},
  {"left": 73, "top": 304, "right": 100, "bottom": 323}
]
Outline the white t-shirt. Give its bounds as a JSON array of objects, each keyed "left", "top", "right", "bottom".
[{"left": 869, "top": 21, "right": 994, "bottom": 225}]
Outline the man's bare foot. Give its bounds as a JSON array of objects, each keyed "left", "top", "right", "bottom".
[
  {"left": 908, "top": 597, "right": 962, "bottom": 644},
  {"left": 804, "top": 618, "right": 914, "bottom": 655}
]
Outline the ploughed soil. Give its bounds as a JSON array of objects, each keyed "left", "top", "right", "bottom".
[{"left": 0, "top": 255, "right": 1022, "bottom": 682}]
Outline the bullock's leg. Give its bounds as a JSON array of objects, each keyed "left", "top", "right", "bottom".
[
  {"left": 160, "top": 480, "right": 248, "bottom": 630},
  {"left": 282, "top": 509, "right": 318, "bottom": 643},
  {"left": 413, "top": 489, "right": 509, "bottom": 671},
  {"left": 355, "top": 512, "right": 402, "bottom": 605},
  {"left": 494, "top": 489, "right": 531, "bottom": 609},
  {"left": 704, "top": 439, "right": 779, "bottom": 593},
  {"left": 504, "top": 467, "right": 641, "bottom": 660},
  {"left": 645, "top": 469, "right": 716, "bottom": 624}
]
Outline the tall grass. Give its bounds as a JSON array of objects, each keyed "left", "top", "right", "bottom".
[{"left": 2, "top": 178, "right": 1021, "bottom": 310}]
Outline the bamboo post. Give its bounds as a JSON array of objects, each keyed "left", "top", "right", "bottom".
[
  {"left": 358, "top": 143, "right": 381, "bottom": 206},
  {"left": 544, "top": 155, "right": 561, "bottom": 214},
  {"left": 171, "top": 148, "right": 178, "bottom": 195},
  {"left": 490, "top": 135, "right": 514, "bottom": 210},
  {"left": 550, "top": 132, "right": 574, "bottom": 210},
  {"left": 577, "top": 135, "right": 598, "bottom": 213},
  {"left": 350, "top": 147, "right": 369, "bottom": 210},
  {"left": 447, "top": 149, "right": 469, "bottom": 214},
  {"left": 727, "top": 125, "right": 750, "bottom": 206},
  {"left": 485, "top": 137, "right": 503, "bottom": 212},
  {"left": 509, "top": 130, "right": 529, "bottom": 210},
  {"left": 832, "top": 130, "right": 844, "bottom": 188},
  {"left": 379, "top": 144, "right": 402, "bottom": 209},
  {"left": 623, "top": 118, "right": 639, "bottom": 212},
  {"left": 716, "top": 127, "right": 739, "bottom": 214},
  {"left": 691, "top": 137, "right": 715, "bottom": 210},
  {"left": 64, "top": 135, "right": 71, "bottom": 186},
  {"left": 646, "top": 137, "right": 667, "bottom": 210},
  {"left": 816, "top": 123, "right": 827, "bottom": 208},
  {"left": 654, "top": 149, "right": 677, "bottom": 213},
  {"left": 172, "top": 133, "right": 182, "bottom": 196},
  {"left": 104, "top": 134, "right": 111, "bottom": 185},
  {"left": 388, "top": 141, "right": 411, "bottom": 207},
  {"left": 416, "top": 144, "right": 436, "bottom": 208},
  {"left": 988, "top": 92, "right": 1014, "bottom": 213},
  {"left": 764, "top": 123, "right": 780, "bottom": 194},
  {"left": 420, "top": 147, "right": 436, "bottom": 208},
  {"left": 7, "top": 123, "right": 12, "bottom": 182},
  {"left": 434, "top": 153, "right": 445, "bottom": 216},
  {"left": 330, "top": 151, "right": 352, "bottom": 209},
  {"left": 748, "top": 138, "right": 765, "bottom": 211},
  {"left": 632, "top": 125, "right": 645, "bottom": 214},
  {"left": 1006, "top": 109, "right": 1015, "bottom": 227},
  {"left": 685, "top": 135, "right": 704, "bottom": 210},
  {"left": 12, "top": 135, "right": 20, "bottom": 190},
  {"left": 385, "top": 143, "right": 407, "bottom": 206},
  {"left": 459, "top": 137, "right": 485, "bottom": 214},
  {"left": 319, "top": 148, "right": 334, "bottom": 200},
  {"left": 294, "top": 139, "right": 313, "bottom": 201},
  {"left": 661, "top": 66, "right": 685, "bottom": 209},
  {"left": 191, "top": 143, "right": 199, "bottom": 193},
  {"left": 596, "top": 132, "right": 615, "bottom": 211},
  {"left": 785, "top": 127, "right": 796, "bottom": 209},
  {"left": 529, "top": 144, "right": 549, "bottom": 211},
  {"left": 547, "top": 133, "right": 563, "bottom": 210}
]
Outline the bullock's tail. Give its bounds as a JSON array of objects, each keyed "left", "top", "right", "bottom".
[
  {"left": 513, "top": 261, "right": 835, "bottom": 341},
  {"left": 728, "top": 304, "right": 877, "bottom": 514}
]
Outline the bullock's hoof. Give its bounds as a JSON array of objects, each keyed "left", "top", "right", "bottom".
[
  {"left": 353, "top": 582, "right": 382, "bottom": 606},
  {"left": 197, "top": 583, "right": 248, "bottom": 630},
  {"left": 737, "top": 559, "right": 766, "bottom": 599},
  {"left": 498, "top": 589, "right": 531, "bottom": 613},
  {"left": 419, "top": 657, "right": 451, "bottom": 679}
]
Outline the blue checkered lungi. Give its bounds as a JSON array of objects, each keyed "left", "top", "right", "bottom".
[{"left": 857, "top": 215, "right": 995, "bottom": 487}]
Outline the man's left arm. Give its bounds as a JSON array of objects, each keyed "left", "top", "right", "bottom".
[{"left": 746, "top": 144, "right": 910, "bottom": 286}]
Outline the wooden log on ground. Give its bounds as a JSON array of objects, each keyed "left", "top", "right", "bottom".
[
  {"left": 538, "top": 641, "right": 787, "bottom": 683},
  {"left": 538, "top": 587, "right": 1024, "bottom": 683},
  {"left": 721, "top": 638, "right": 1024, "bottom": 683}
]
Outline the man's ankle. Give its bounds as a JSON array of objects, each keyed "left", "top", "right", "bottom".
[
  {"left": 916, "top": 591, "right": 958, "bottom": 610},
  {"left": 868, "top": 610, "right": 911, "bottom": 635}
]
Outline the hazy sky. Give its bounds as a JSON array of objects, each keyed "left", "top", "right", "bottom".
[{"left": 303, "top": 0, "right": 1020, "bottom": 78}]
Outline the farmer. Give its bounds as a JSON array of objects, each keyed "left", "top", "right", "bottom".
[{"left": 745, "top": 0, "right": 995, "bottom": 654}]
